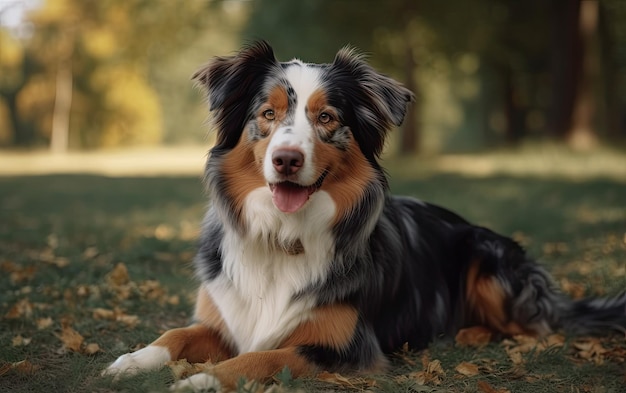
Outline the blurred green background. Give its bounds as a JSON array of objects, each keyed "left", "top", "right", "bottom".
[{"left": 2, "top": 0, "right": 626, "bottom": 155}]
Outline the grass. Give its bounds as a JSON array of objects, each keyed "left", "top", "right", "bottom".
[{"left": 1, "top": 151, "right": 625, "bottom": 393}]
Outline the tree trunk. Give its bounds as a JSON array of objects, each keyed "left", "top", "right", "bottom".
[
  {"left": 568, "top": 0, "right": 599, "bottom": 149},
  {"left": 50, "top": 29, "right": 74, "bottom": 153},
  {"left": 549, "top": 0, "right": 582, "bottom": 139},
  {"left": 502, "top": 65, "right": 524, "bottom": 143},
  {"left": 5, "top": 91, "right": 21, "bottom": 145},
  {"left": 398, "top": 0, "right": 420, "bottom": 155},
  {"left": 400, "top": 40, "right": 419, "bottom": 155},
  {"left": 50, "top": 57, "right": 73, "bottom": 153}
]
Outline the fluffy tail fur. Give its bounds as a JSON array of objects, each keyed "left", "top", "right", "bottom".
[{"left": 462, "top": 226, "right": 626, "bottom": 337}]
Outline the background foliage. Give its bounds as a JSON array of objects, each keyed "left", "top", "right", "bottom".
[{"left": 1, "top": 0, "right": 626, "bottom": 152}]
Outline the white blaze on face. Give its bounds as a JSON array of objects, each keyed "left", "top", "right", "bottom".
[{"left": 263, "top": 62, "right": 323, "bottom": 213}]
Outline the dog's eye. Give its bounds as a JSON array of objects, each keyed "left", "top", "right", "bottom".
[
  {"left": 263, "top": 109, "right": 275, "bottom": 121},
  {"left": 318, "top": 112, "right": 332, "bottom": 124}
]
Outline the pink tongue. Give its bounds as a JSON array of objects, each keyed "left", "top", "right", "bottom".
[{"left": 272, "top": 183, "right": 310, "bottom": 213}]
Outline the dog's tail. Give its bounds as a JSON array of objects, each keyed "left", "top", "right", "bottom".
[
  {"left": 558, "top": 293, "right": 626, "bottom": 334},
  {"left": 461, "top": 226, "right": 626, "bottom": 337}
]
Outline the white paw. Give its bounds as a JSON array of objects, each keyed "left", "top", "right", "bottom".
[
  {"left": 170, "top": 373, "right": 222, "bottom": 392},
  {"left": 102, "top": 345, "right": 171, "bottom": 378}
]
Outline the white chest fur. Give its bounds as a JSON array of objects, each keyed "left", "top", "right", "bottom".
[{"left": 207, "top": 188, "right": 337, "bottom": 354}]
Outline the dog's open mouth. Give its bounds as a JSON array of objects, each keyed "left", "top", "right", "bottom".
[{"left": 269, "top": 171, "right": 328, "bottom": 213}]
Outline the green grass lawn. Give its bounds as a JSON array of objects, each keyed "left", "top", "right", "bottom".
[{"left": 0, "top": 165, "right": 625, "bottom": 392}]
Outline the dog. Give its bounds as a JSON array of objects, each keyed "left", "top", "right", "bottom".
[{"left": 104, "top": 41, "right": 626, "bottom": 391}]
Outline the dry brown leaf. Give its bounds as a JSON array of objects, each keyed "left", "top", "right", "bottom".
[
  {"left": 544, "top": 333, "right": 566, "bottom": 348},
  {"left": 477, "top": 380, "right": 511, "bottom": 393},
  {"left": 0, "top": 360, "right": 41, "bottom": 376},
  {"left": 560, "top": 278, "right": 586, "bottom": 299},
  {"left": 166, "top": 359, "right": 214, "bottom": 380},
  {"left": 317, "top": 371, "right": 376, "bottom": 388},
  {"left": 508, "top": 335, "right": 539, "bottom": 353},
  {"left": 317, "top": 371, "right": 356, "bottom": 387},
  {"left": 408, "top": 359, "right": 445, "bottom": 386},
  {"left": 138, "top": 280, "right": 167, "bottom": 302},
  {"left": 38, "top": 247, "right": 69, "bottom": 268},
  {"left": 92, "top": 307, "right": 140, "bottom": 328},
  {"left": 19, "top": 286, "right": 32, "bottom": 294},
  {"left": 117, "top": 314, "right": 139, "bottom": 328},
  {"left": 36, "top": 317, "right": 54, "bottom": 330},
  {"left": 502, "top": 333, "right": 565, "bottom": 365},
  {"left": 7, "top": 264, "right": 37, "bottom": 284},
  {"left": 5, "top": 298, "right": 33, "bottom": 319},
  {"left": 395, "top": 342, "right": 417, "bottom": 366},
  {"left": 0, "top": 362, "right": 11, "bottom": 377},
  {"left": 55, "top": 325, "right": 84, "bottom": 352},
  {"left": 455, "top": 361, "right": 480, "bottom": 377},
  {"left": 92, "top": 308, "right": 116, "bottom": 320},
  {"left": 83, "top": 342, "right": 101, "bottom": 355},
  {"left": 455, "top": 326, "right": 492, "bottom": 348},
  {"left": 76, "top": 285, "right": 90, "bottom": 297},
  {"left": 573, "top": 338, "right": 608, "bottom": 364},
  {"left": 0, "top": 261, "right": 19, "bottom": 273},
  {"left": 507, "top": 350, "right": 524, "bottom": 365},
  {"left": 12, "top": 335, "right": 32, "bottom": 347},
  {"left": 107, "top": 262, "right": 130, "bottom": 286},
  {"left": 82, "top": 246, "right": 99, "bottom": 259}
]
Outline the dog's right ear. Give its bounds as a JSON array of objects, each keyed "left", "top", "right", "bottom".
[{"left": 193, "top": 41, "right": 278, "bottom": 149}]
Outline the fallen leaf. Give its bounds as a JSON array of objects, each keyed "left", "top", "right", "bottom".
[
  {"left": 138, "top": 280, "right": 167, "bottom": 302},
  {"left": 38, "top": 247, "right": 69, "bottom": 268},
  {"left": 560, "top": 278, "right": 585, "bottom": 299},
  {"left": 83, "top": 343, "right": 101, "bottom": 355},
  {"left": 76, "top": 285, "right": 90, "bottom": 297},
  {"left": 92, "top": 307, "right": 139, "bottom": 328},
  {"left": 4, "top": 298, "right": 33, "bottom": 319},
  {"left": 507, "top": 350, "right": 524, "bottom": 365},
  {"left": 408, "top": 359, "right": 445, "bottom": 386},
  {"left": 8, "top": 264, "right": 37, "bottom": 284},
  {"left": 317, "top": 371, "right": 356, "bottom": 387},
  {"left": 0, "top": 362, "right": 10, "bottom": 377},
  {"left": 12, "top": 335, "right": 32, "bottom": 347},
  {"left": 455, "top": 361, "right": 480, "bottom": 377},
  {"left": 0, "top": 360, "right": 40, "bottom": 376},
  {"left": 107, "top": 263, "right": 130, "bottom": 286},
  {"left": 166, "top": 359, "right": 214, "bottom": 380},
  {"left": 82, "top": 246, "right": 99, "bottom": 259},
  {"left": 477, "top": 380, "right": 511, "bottom": 393},
  {"left": 92, "top": 308, "right": 116, "bottom": 320},
  {"left": 117, "top": 314, "right": 139, "bottom": 328},
  {"left": 573, "top": 338, "right": 608, "bottom": 365},
  {"left": 455, "top": 326, "right": 492, "bottom": 348},
  {"left": 55, "top": 324, "right": 84, "bottom": 352},
  {"left": 501, "top": 333, "right": 565, "bottom": 365},
  {"left": 36, "top": 317, "right": 53, "bottom": 330},
  {"left": 317, "top": 371, "right": 376, "bottom": 388}
]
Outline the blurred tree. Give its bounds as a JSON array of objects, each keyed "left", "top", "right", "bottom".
[
  {"left": 3, "top": 0, "right": 626, "bottom": 152},
  {"left": 0, "top": 28, "right": 40, "bottom": 146},
  {"left": 242, "top": 0, "right": 626, "bottom": 153},
  {"left": 0, "top": 0, "right": 233, "bottom": 150}
]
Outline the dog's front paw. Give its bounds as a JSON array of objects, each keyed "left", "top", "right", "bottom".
[
  {"left": 102, "top": 345, "right": 171, "bottom": 378},
  {"left": 170, "top": 373, "right": 222, "bottom": 392}
]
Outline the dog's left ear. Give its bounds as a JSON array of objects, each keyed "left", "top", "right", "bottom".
[{"left": 328, "top": 47, "right": 414, "bottom": 158}]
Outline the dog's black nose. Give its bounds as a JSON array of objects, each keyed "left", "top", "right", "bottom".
[{"left": 272, "top": 149, "right": 304, "bottom": 176}]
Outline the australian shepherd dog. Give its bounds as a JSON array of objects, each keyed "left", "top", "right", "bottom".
[{"left": 104, "top": 41, "right": 626, "bottom": 391}]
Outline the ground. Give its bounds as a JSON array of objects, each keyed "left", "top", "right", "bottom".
[{"left": 0, "top": 146, "right": 625, "bottom": 392}]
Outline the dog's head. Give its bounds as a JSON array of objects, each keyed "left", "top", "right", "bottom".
[{"left": 194, "top": 41, "right": 413, "bottom": 218}]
